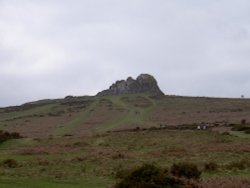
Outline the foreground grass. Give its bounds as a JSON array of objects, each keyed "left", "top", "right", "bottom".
[
  {"left": 0, "top": 177, "right": 113, "bottom": 188},
  {"left": 0, "top": 130, "right": 249, "bottom": 187}
]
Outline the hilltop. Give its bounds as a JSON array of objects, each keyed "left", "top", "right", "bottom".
[{"left": 97, "top": 74, "right": 164, "bottom": 96}]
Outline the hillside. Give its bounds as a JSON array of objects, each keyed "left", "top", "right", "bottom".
[
  {"left": 0, "top": 94, "right": 250, "bottom": 137},
  {"left": 0, "top": 75, "right": 250, "bottom": 187}
]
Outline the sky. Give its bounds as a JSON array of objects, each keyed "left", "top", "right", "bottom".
[{"left": 1, "top": 0, "right": 250, "bottom": 107}]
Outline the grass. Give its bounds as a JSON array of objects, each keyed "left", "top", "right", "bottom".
[
  {"left": 52, "top": 94, "right": 156, "bottom": 134},
  {"left": 2, "top": 94, "right": 250, "bottom": 136},
  {"left": 102, "top": 94, "right": 157, "bottom": 130},
  {"left": 230, "top": 131, "right": 250, "bottom": 138},
  {"left": 0, "top": 130, "right": 249, "bottom": 187},
  {"left": 0, "top": 138, "right": 37, "bottom": 150},
  {"left": 0, "top": 104, "right": 57, "bottom": 122},
  {"left": 1, "top": 94, "right": 250, "bottom": 187},
  {"left": 0, "top": 177, "right": 113, "bottom": 188},
  {"left": 53, "top": 100, "right": 99, "bottom": 135}
]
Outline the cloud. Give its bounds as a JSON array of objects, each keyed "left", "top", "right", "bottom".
[{"left": 0, "top": 0, "right": 250, "bottom": 106}]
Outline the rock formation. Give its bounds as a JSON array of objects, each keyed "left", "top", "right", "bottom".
[{"left": 97, "top": 74, "right": 164, "bottom": 96}]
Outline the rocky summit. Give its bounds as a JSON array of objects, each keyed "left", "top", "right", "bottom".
[{"left": 97, "top": 74, "right": 164, "bottom": 96}]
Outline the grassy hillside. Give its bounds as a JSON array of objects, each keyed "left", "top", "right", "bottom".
[
  {"left": 0, "top": 94, "right": 250, "bottom": 187},
  {"left": 1, "top": 94, "right": 250, "bottom": 137}
]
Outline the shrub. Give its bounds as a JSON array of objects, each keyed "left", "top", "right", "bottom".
[
  {"left": 112, "top": 153, "right": 126, "bottom": 160},
  {"left": 115, "top": 163, "right": 199, "bottom": 188},
  {"left": 204, "top": 162, "right": 218, "bottom": 172},
  {"left": 241, "top": 119, "right": 246, "bottom": 125},
  {"left": 0, "top": 130, "right": 22, "bottom": 143},
  {"left": 115, "top": 167, "right": 131, "bottom": 179},
  {"left": 245, "top": 129, "right": 250, "bottom": 134},
  {"left": 2, "top": 159, "right": 19, "bottom": 168},
  {"left": 221, "top": 132, "right": 230, "bottom": 136},
  {"left": 231, "top": 125, "right": 250, "bottom": 134},
  {"left": 231, "top": 125, "right": 250, "bottom": 132},
  {"left": 170, "top": 162, "right": 201, "bottom": 180},
  {"left": 11, "top": 132, "right": 21, "bottom": 138}
]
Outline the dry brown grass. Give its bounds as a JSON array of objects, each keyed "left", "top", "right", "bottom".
[
  {"left": 200, "top": 177, "right": 250, "bottom": 188},
  {"left": 15, "top": 144, "right": 79, "bottom": 155}
]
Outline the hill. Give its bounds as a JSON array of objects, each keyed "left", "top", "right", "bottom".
[
  {"left": 0, "top": 93, "right": 250, "bottom": 137},
  {"left": 0, "top": 74, "right": 250, "bottom": 187}
]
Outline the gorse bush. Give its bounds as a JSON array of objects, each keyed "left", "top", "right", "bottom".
[
  {"left": 170, "top": 162, "right": 201, "bottom": 180},
  {"left": 2, "top": 159, "right": 19, "bottom": 168},
  {"left": 115, "top": 164, "right": 170, "bottom": 188},
  {"left": 231, "top": 125, "right": 250, "bottom": 133},
  {"left": 241, "top": 119, "right": 246, "bottom": 125},
  {"left": 204, "top": 162, "right": 218, "bottom": 172},
  {"left": 245, "top": 129, "right": 250, "bottom": 134},
  {"left": 115, "top": 163, "right": 199, "bottom": 188},
  {"left": 221, "top": 132, "right": 230, "bottom": 136},
  {"left": 0, "top": 130, "right": 22, "bottom": 143}
]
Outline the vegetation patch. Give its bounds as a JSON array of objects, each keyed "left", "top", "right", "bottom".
[
  {"left": 225, "top": 159, "right": 250, "bottom": 170},
  {"left": 170, "top": 162, "right": 201, "bottom": 180},
  {"left": 115, "top": 163, "right": 199, "bottom": 188},
  {"left": 1, "top": 159, "right": 19, "bottom": 168},
  {"left": 231, "top": 126, "right": 250, "bottom": 132},
  {"left": 0, "top": 130, "right": 22, "bottom": 143},
  {"left": 200, "top": 176, "right": 250, "bottom": 188},
  {"left": 203, "top": 162, "right": 219, "bottom": 172}
]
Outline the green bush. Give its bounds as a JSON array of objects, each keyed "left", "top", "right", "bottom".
[
  {"left": 221, "top": 132, "right": 230, "bottom": 136},
  {"left": 204, "top": 162, "right": 218, "bottom": 172},
  {"left": 0, "top": 130, "right": 22, "bottom": 143},
  {"left": 115, "top": 164, "right": 182, "bottom": 188},
  {"left": 231, "top": 125, "right": 250, "bottom": 132},
  {"left": 170, "top": 162, "right": 201, "bottom": 180},
  {"left": 245, "top": 129, "right": 250, "bottom": 134},
  {"left": 241, "top": 119, "right": 246, "bottom": 125},
  {"left": 2, "top": 159, "right": 19, "bottom": 168}
]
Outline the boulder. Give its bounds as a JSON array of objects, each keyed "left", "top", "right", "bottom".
[{"left": 97, "top": 74, "right": 164, "bottom": 96}]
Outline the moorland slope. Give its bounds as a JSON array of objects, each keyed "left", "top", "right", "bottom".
[{"left": 0, "top": 74, "right": 250, "bottom": 137}]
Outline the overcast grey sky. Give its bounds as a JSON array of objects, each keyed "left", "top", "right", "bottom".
[{"left": 1, "top": 0, "right": 250, "bottom": 107}]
